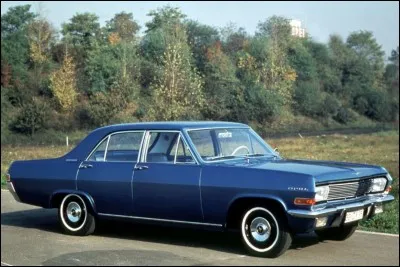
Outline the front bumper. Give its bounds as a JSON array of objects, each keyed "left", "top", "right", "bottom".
[
  {"left": 7, "top": 181, "right": 21, "bottom": 202},
  {"left": 287, "top": 194, "right": 395, "bottom": 219}
]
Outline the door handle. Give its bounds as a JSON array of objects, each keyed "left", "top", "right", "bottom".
[
  {"left": 79, "top": 164, "right": 93, "bottom": 169},
  {"left": 134, "top": 165, "right": 148, "bottom": 170}
]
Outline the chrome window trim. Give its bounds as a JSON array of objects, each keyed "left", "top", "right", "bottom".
[
  {"left": 173, "top": 135, "right": 180, "bottom": 164},
  {"left": 97, "top": 213, "right": 222, "bottom": 227},
  {"left": 85, "top": 130, "right": 146, "bottom": 163},
  {"left": 139, "top": 130, "right": 199, "bottom": 165},
  {"left": 184, "top": 126, "right": 277, "bottom": 164},
  {"left": 103, "top": 135, "right": 111, "bottom": 161}
]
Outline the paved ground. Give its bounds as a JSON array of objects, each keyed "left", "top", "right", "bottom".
[{"left": 1, "top": 191, "right": 399, "bottom": 266}]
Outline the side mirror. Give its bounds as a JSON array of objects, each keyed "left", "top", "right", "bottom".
[{"left": 274, "top": 147, "right": 280, "bottom": 154}]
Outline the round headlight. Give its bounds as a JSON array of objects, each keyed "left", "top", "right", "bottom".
[
  {"left": 315, "top": 185, "right": 330, "bottom": 202},
  {"left": 369, "top": 177, "right": 387, "bottom": 193}
]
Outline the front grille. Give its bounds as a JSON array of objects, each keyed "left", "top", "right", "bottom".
[{"left": 327, "top": 179, "right": 373, "bottom": 201}]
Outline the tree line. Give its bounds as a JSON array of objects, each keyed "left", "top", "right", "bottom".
[{"left": 1, "top": 4, "right": 399, "bottom": 141}]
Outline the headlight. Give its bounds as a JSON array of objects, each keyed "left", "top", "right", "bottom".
[
  {"left": 369, "top": 177, "right": 387, "bottom": 193},
  {"left": 315, "top": 185, "right": 330, "bottom": 202}
]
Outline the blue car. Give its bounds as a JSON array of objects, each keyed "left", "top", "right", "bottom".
[{"left": 6, "top": 121, "right": 395, "bottom": 258}]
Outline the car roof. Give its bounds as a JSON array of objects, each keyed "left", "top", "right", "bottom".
[
  {"left": 95, "top": 121, "right": 249, "bottom": 133},
  {"left": 63, "top": 121, "right": 249, "bottom": 160}
]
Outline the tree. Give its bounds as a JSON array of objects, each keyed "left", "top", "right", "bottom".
[
  {"left": 202, "top": 41, "right": 239, "bottom": 119},
  {"left": 384, "top": 47, "right": 399, "bottom": 121},
  {"left": 147, "top": 23, "right": 204, "bottom": 121},
  {"left": 61, "top": 13, "right": 102, "bottom": 48},
  {"left": 346, "top": 31, "right": 385, "bottom": 89},
  {"left": 49, "top": 52, "right": 78, "bottom": 112},
  {"left": 145, "top": 5, "right": 186, "bottom": 33},
  {"left": 288, "top": 39, "right": 318, "bottom": 82},
  {"left": 256, "top": 16, "right": 297, "bottom": 105},
  {"left": 11, "top": 97, "right": 49, "bottom": 136},
  {"left": 220, "top": 23, "right": 249, "bottom": 55},
  {"left": 27, "top": 13, "right": 56, "bottom": 94},
  {"left": 185, "top": 20, "right": 220, "bottom": 72},
  {"left": 1, "top": 4, "right": 36, "bottom": 85},
  {"left": 105, "top": 12, "right": 140, "bottom": 42},
  {"left": 28, "top": 19, "right": 55, "bottom": 65}
]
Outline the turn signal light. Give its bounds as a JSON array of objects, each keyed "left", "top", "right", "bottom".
[
  {"left": 294, "top": 198, "right": 316, "bottom": 206},
  {"left": 385, "top": 185, "right": 392, "bottom": 193}
]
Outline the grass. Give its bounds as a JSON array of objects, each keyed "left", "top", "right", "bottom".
[{"left": 1, "top": 131, "right": 399, "bottom": 233}]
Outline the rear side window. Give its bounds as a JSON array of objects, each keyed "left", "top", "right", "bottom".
[
  {"left": 88, "top": 138, "right": 108, "bottom": 161},
  {"left": 88, "top": 131, "right": 144, "bottom": 162}
]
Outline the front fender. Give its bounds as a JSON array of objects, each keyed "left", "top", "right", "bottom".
[
  {"left": 227, "top": 193, "right": 288, "bottom": 212},
  {"left": 49, "top": 189, "right": 97, "bottom": 214}
]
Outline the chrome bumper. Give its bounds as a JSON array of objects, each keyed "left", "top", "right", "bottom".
[
  {"left": 7, "top": 181, "right": 21, "bottom": 202},
  {"left": 288, "top": 194, "right": 395, "bottom": 219}
]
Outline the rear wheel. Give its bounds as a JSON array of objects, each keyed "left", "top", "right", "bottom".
[
  {"left": 58, "top": 194, "right": 95, "bottom": 236},
  {"left": 315, "top": 223, "right": 358, "bottom": 241},
  {"left": 240, "top": 207, "right": 292, "bottom": 258}
]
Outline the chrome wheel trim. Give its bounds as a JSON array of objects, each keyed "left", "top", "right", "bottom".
[
  {"left": 250, "top": 217, "right": 271, "bottom": 242},
  {"left": 60, "top": 194, "right": 87, "bottom": 232},
  {"left": 241, "top": 207, "right": 279, "bottom": 253},
  {"left": 66, "top": 201, "right": 82, "bottom": 223}
]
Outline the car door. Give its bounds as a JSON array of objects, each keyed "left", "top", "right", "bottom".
[
  {"left": 132, "top": 131, "right": 203, "bottom": 222},
  {"left": 77, "top": 131, "right": 145, "bottom": 215}
]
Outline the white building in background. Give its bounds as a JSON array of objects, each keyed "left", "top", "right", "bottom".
[{"left": 290, "top": 19, "right": 306, "bottom": 38}]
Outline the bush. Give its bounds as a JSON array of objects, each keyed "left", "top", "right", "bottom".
[
  {"left": 321, "top": 94, "right": 341, "bottom": 117},
  {"left": 353, "top": 90, "right": 392, "bottom": 122},
  {"left": 11, "top": 98, "right": 50, "bottom": 136},
  {"left": 245, "top": 84, "right": 283, "bottom": 124},
  {"left": 293, "top": 81, "right": 324, "bottom": 117},
  {"left": 333, "top": 107, "right": 355, "bottom": 124}
]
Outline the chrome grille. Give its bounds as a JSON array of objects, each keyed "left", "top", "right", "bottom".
[{"left": 327, "top": 179, "right": 373, "bottom": 201}]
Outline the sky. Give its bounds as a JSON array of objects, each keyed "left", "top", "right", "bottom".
[{"left": 1, "top": 1, "right": 399, "bottom": 58}]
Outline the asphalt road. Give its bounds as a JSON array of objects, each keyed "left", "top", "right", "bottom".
[{"left": 1, "top": 191, "right": 399, "bottom": 266}]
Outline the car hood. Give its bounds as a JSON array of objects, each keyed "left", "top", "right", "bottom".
[{"left": 211, "top": 158, "right": 387, "bottom": 184}]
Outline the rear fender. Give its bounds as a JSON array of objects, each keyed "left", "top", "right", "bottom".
[{"left": 49, "top": 190, "right": 96, "bottom": 214}]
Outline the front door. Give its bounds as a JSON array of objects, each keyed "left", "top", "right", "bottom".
[
  {"left": 132, "top": 131, "right": 203, "bottom": 222},
  {"left": 77, "top": 131, "right": 145, "bottom": 215}
]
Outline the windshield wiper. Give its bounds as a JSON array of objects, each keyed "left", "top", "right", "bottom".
[
  {"left": 245, "top": 154, "right": 279, "bottom": 159},
  {"left": 205, "top": 155, "right": 244, "bottom": 161}
]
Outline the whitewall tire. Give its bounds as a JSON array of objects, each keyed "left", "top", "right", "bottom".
[
  {"left": 58, "top": 194, "right": 95, "bottom": 236},
  {"left": 241, "top": 207, "right": 292, "bottom": 258}
]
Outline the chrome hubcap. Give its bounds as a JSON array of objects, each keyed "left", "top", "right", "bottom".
[
  {"left": 250, "top": 217, "right": 271, "bottom": 242},
  {"left": 66, "top": 201, "right": 82, "bottom": 223}
]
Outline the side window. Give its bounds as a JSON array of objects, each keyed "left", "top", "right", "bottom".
[
  {"left": 145, "top": 131, "right": 179, "bottom": 163},
  {"left": 188, "top": 130, "right": 215, "bottom": 159},
  {"left": 249, "top": 135, "right": 267, "bottom": 155},
  {"left": 87, "top": 131, "right": 144, "bottom": 162},
  {"left": 88, "top": 138, "right": 108, "bottom": 162},
  {"left": 170, "top": 136, "right": 195, "bottom": 163},
  {"left": 106, "top": 132, "right": 144, "bottom": 162}
]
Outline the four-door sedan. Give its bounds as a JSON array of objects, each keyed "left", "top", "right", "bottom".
[{"left": 6, "top": 121, "right": 395, "bottom": 258}]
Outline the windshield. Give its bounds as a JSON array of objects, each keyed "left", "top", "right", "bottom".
[{"left": 187, "top": 128, "right": 277, "bottom": 162}]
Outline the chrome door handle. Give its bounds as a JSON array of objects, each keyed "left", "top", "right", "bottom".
[
  {"left": 79, "top": 164, "right": 93, "bottom": 169},
  {"left": 134, "top": 165, "right": 148, "bottom": 170}
]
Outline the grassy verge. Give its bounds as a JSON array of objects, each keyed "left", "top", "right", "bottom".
[{"left": 1, "top": 131, "right": 398, "bottom": 233}]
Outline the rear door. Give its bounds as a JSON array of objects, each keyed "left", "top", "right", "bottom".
[
  {"left": 132, "top": 131, "right": 203, "bottom": 222},
  {"left": 77, "top": 131, "right": 145, "bottom": 215}
]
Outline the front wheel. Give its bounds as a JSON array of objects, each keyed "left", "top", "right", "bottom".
[
  {"left": 58, "top": 194, "right": 96, "bottom": 236},
  {"left": 240, "top": 207, "right": 292, "bottom": 258},
  {"left": 315, "top": 223, "right": 358, "bottom": 241}
]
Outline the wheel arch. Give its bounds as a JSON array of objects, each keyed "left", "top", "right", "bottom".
[
  {"left": 49, "top": 190, "right": 96, "bottom": 214},
  {"left": 225, "top": 194, "right": 288, "bottom": 230}
]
